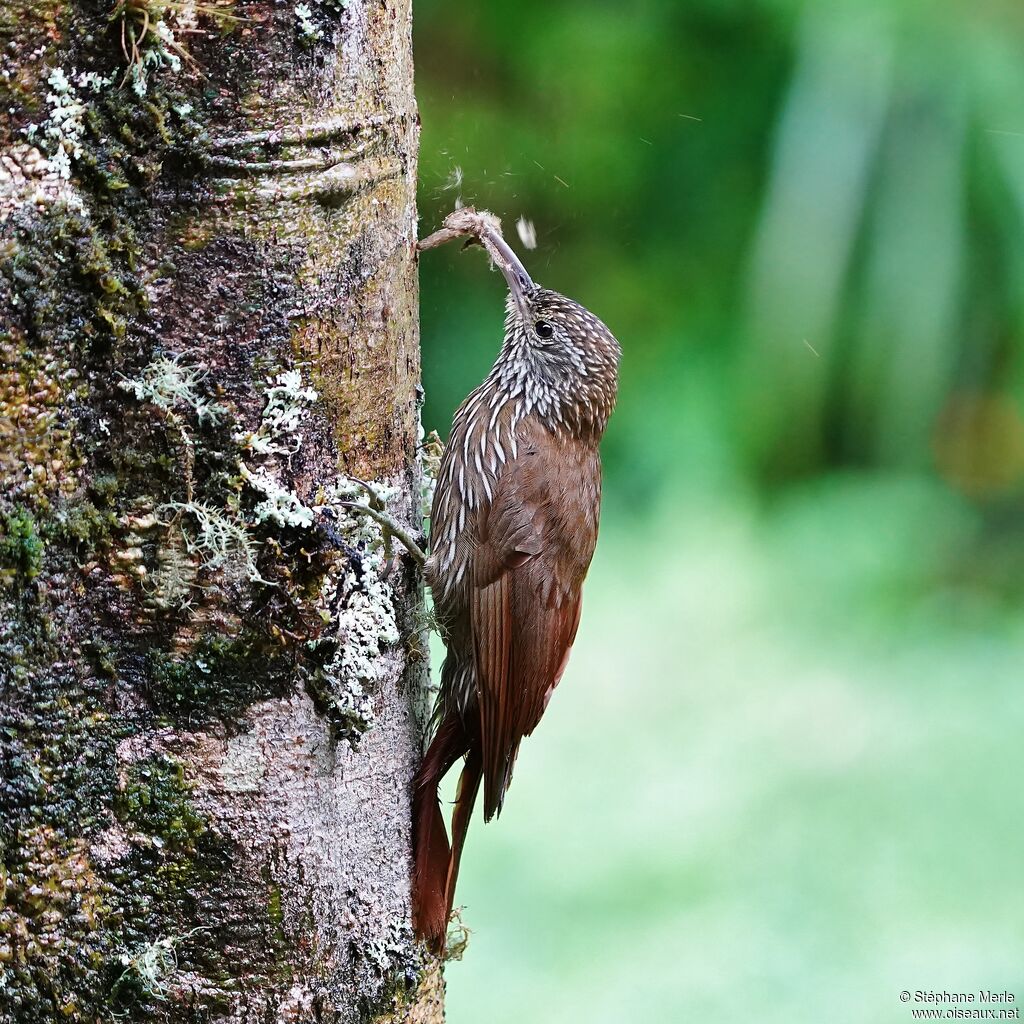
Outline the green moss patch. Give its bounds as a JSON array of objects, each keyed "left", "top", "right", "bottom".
[
  {"left": 146, "top": 631, "right": 300, "bottom": 726},
  {"left": 0, "top": 506, "right": 43, "bottom": 584}
]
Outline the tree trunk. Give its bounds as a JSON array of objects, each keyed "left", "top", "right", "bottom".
[{"left": 0, "top": 0, "right": 441, "bottom": 1020}]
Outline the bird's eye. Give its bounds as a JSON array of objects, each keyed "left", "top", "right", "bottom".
[{"left": 535, "top": 320, "right": 553, "bottom": 339}]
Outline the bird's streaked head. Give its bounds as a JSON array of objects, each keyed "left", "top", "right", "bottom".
[{"left": 493, "top": 249, "right": 621, "bottom": 436}]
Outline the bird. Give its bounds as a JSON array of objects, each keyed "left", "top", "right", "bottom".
[{"left": 411, "top": 209, "right": 621, "bottom": 952}]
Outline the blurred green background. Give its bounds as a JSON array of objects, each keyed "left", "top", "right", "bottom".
[{"left": 413, "top": 2, "right": 1024, "bottom": 1021}]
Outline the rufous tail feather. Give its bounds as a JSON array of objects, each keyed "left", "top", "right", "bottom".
[
  {"left": 411, "top": 714, "right": 474, "bottom": 953},
  {"left": 444, "top": 749, "right": 482, "bottom": 923}
]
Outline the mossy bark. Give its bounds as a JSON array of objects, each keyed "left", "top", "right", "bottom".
[{"left": 0, "top": 0, "right": 442, "bottom": 1021}]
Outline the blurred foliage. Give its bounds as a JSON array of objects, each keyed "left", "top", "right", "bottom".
[
  {"left": 414, "top": 1, "right": 1024, "bottom": 1021},
  {"left": 435, "top": 493, "right": 1024, "bottom": 1024},
  {"left": 417, "top": 0, "right": 1024, "bottom": 555}
]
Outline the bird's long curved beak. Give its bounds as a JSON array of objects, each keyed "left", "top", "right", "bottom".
[
  {"left": 418, "top": 207, "right": 535, "bottom": 319},
  {"left": 480, "top": 228, "right": 534, "bottom": 319}
]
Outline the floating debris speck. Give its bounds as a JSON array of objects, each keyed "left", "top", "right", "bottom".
[{"left": 516, "top": 216, "right": 537, "bottom": 250}]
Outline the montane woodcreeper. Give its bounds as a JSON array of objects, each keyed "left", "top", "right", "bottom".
[{"left": 410, "top": 208, "right": 621, "bottom": 952}]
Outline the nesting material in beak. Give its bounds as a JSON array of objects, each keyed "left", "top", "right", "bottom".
[{"left": 418, "top": 207, "right": 535, "bottom": 319}]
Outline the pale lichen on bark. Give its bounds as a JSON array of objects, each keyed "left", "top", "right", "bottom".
[{"left": 0, "top": 0, "right": 440, "bottom": 1020}]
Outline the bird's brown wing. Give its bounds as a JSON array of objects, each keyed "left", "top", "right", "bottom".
[{"left": 470, "top": 422, "right": 600, "bottom": 820}]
